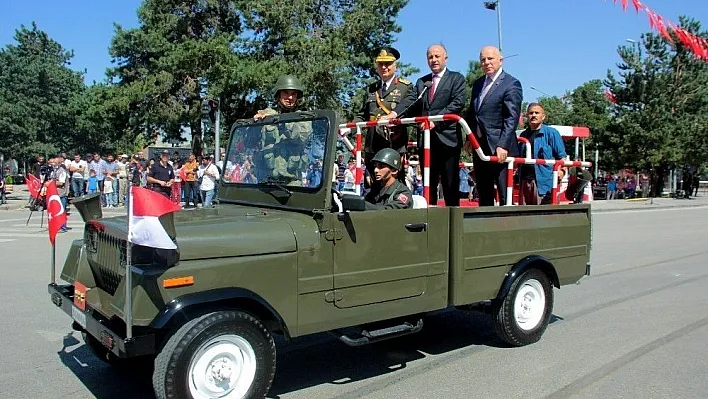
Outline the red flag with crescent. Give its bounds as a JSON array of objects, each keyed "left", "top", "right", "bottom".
[
  {"left": 26, "top": 174, "right": 41, "bottom": 198},
  {"left": 46, "top": 180, "right": 67, "bottom": 245}
]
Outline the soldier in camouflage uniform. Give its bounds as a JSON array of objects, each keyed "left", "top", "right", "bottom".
[
  {"left": 253, "top": 75, "right": 313, "bottom": 185},
  {"left": 355, "top": 47, "right": 413, "bottom": 183},
  {"left": 365, "top": 148, "right": 412, "bottom": 210}
]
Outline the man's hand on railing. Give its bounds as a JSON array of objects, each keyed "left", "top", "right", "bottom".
[{"left": 495, "top": 147, "right": 508, "bottom": 163}]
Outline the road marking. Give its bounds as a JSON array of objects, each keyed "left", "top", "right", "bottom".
[
  {"left": 544, "top": 316, "right": 708, "bottom": 399},
  {"left": 0, "top": 239, "right": 15, "bottom": 243},
  {"left": 593, "top": 205, "right": 708, "bottom": 215}
]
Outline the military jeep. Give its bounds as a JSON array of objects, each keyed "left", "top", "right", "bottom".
[{"left": 48, "top": 110, "right": 592, "bottom": 398}]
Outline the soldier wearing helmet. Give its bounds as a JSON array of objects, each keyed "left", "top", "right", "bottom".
[
  {"left": 364, "top": 148, "right": 412, "bottom": 210},
  {"left": 254, "top": 75, "right": 305, "bottom": 120}
]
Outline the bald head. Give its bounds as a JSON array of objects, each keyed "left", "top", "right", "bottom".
[
  {"left": 427, "top": 44, "right": 448, "bottom": 74},
  {"left": 479, "top": 46, "right": 502, "bottom": 77}
]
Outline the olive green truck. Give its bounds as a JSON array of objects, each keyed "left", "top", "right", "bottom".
[{"left": 48, "top": 110, "right": 592, "bottom": 399}]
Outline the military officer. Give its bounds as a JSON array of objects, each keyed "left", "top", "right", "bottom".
[
  {"left": 355, "top": 47, "right": 412, "bottom": 182},
  {"left": 365, "top": 148, "right": 412, "bottom": 210}
]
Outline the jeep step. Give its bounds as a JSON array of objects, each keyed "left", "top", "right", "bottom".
[{"left": 332, "top": 319, "right": 424, "bottom": 347}]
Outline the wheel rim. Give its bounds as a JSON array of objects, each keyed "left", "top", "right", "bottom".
[
  {"left": 188, "top": 334, "right": 257, "bottom": 399},
  {"left": 513, "top": 278, "right": 546, "bottom": 331}
]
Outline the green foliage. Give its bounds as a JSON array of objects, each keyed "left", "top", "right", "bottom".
[
  {"left": 108, "top": 0, "right": 410, "bottom": 147},
  {"left": 0, "top": 23, "right": 85, "bottom": 160}
]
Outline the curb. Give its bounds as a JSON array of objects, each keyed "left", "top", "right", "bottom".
[{"left": 592, "top": 203, "right": 708, "bottom": 213}]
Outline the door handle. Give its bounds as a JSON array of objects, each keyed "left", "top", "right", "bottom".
[{"left": 405, "top": 222, "right": 428, "bottom": 232}]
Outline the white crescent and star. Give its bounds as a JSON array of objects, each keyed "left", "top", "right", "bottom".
[{"left": 47, "top": 194, "right": 65, "bottom": 220}]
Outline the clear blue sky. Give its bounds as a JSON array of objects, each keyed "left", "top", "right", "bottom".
[{"left": 2, "top": 0, "right": 706, "bottom": 102}]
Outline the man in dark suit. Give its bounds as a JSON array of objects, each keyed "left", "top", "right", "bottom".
[
  {"left": 387, "top": 44, "right": 466, "bottom": 206},
  {"left": 464, "top": 46, "right": 523, "bottom": 206}
]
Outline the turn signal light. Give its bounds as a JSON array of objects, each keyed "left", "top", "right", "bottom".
[{"left": 163, "top": 276, "right": 195, "bottom": 288}]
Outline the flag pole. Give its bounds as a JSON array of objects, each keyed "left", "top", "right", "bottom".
[
  {"left": 125, "top": 164, "right": 134, "bottom": 340},
  {"left": 50, "top": 243, "right": 56, "bottom": 285}
]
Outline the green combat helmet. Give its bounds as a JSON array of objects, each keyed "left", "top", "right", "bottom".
[
  {"left": 372, "top": 148, "right": 401, "bottom": 171},
  {"left": 272, "top": 75, "right": 304, "bottom": 99}
]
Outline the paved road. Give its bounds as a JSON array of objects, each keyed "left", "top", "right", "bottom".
[{"left": 0, "top": 205, "right": 707, "bottom": 398}]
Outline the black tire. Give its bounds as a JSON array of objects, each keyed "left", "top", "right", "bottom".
[
  {"left": 492, "top": 268, "right": 553, "bottom": 347},
  {"left": 153, "top": 311, "right": 276, "bottom": 399}
]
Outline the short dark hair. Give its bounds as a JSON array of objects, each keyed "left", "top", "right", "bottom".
[{"left": 527, "top": 103, "right": 545, "bottom": 112}]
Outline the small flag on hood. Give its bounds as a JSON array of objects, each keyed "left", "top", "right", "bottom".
[{"left": 128, "top": 187, "right": 182, "bottom": 249}]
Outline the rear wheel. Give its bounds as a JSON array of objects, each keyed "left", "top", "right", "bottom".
[
  {"left": 153, "top": 311, "right": 276, "bottom": 399},
  {"left": 493, "top": 268, "right": 553, "bottom": 346}
]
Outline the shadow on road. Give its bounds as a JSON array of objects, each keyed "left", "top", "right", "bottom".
[{"left": 55, "top": 309, "right": 559, "bottom": 398}]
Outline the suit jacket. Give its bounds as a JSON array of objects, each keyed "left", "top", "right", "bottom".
[
  {"left": 464, "top": 70, "right": 523, "bottom": 156},
  {"left": 394, "top": 69, "right": 467, "bottom": 148}
]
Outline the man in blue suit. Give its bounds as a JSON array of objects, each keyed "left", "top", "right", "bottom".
[
  {"left": 464, "top": 46, "right": 523, "bottom": 206},
  {"left": 388, "top": 44, "right": 467, "bottom": 206}
]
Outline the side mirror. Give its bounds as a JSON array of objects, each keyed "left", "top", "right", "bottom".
[
  {"left": 341, "top": 193, "right": 365, "bottom": 212},
  {"left": 72, "top": 192, "right": 102, "bottom": 222}
]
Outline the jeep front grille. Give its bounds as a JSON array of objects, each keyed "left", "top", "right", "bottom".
[{"left": 85, "top": 226, "right": 126, "bottom": 296}]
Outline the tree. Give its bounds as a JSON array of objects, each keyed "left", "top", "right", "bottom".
[
  {"left": 0, "top": 23, "right": 85, "bottom": 160},
  {"left": 605, "top": 16, "right": 708, "bottom": 195},
  {"left": 108, "top": 0, "right": 410, "bottom": 150}
]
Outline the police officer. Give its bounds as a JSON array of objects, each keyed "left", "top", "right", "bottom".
[
  {"left": 146, "top": 150, "right": 175, "bottom": 198},
  {"left": 355, "top": 47, "right": 413, "bottom": 182},
  {"left": 365, "top": 148, "right": 412, "bottom": 210}
]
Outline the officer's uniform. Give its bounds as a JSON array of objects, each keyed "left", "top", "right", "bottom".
[
  {"left": 364, "top": 179, "right": 412, "bottom": 210},
  {"left": 355, "top": 48, "right": 412, "bottom": 183}
]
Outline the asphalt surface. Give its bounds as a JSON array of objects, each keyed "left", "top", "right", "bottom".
[{"left": 0, "top": 200, "right": 707, "bottom": 399}]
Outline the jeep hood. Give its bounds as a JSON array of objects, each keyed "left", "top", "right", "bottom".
[{"left": 173, "top": 209, "right": 298, "bottom": 261}]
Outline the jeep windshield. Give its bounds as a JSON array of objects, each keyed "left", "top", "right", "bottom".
[{"left": 223, "top": 115, "right": 328, "bottom": 191}]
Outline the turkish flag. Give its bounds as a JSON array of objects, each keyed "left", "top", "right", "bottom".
[
  {"left": 128, "top": 187, "right": 183, "bottom": 249},
  {"left": 27, "top": 174, "right": 42, "bottom": 198},
  {"left": 46, "top": 181, "right": 67, "bottom": 245}
]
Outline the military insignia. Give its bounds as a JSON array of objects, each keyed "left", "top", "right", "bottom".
[
  {"left": 398, "top": 193, "right": 409, "bottom": 204},
  {"left": 379, "top": 49, "right": 388, "bottom": 57},
  {"left": 391, "top": 102, "right": 397, "bottom": 108},
  {"left": 398, "top": 78, "right": 411, "bottom": 85},
  {"left": 392, "top": 88, "right": 400, "bottom": 96}
]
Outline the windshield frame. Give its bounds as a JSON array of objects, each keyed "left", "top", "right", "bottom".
[{"left": 217, "top": 110, "right": 336, "bottom": 212}]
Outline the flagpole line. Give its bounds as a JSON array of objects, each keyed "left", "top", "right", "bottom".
[
  {"left": 51, "top": 243, "right": 56, "bottom": 285},
  {"left": 125, "top": 169, "right": 134, "bottom": 340}
]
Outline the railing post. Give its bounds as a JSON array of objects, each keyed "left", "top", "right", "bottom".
[
  {"left": 355, "top": 126, "right": 363, "bottom": 196},
  {"left": 505, "top": 161, "right": 514, "bottom": 206},
  {"left": 422, "top": 120, "right": 432, "bottom": 205}
]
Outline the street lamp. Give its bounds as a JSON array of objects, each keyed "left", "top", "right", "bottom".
[
  {"left": 529, "top": 86, "right": 551, "bottom": 97},
  {"left": 484, "top": 1, "right": 503, "bottom": 52}
]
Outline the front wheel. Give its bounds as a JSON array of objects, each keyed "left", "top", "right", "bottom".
[
  {"left": 153, "top": 311, "right": 276, "bottom": 399},
  {"left": 493, "top": 268, "right": 554, "bottom": 346}
]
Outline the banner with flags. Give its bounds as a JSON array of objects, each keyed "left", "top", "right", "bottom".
[
  {"left": 46, "top": 180, "right": 67, "bottom": 245},
  {"left": 607, "top": 0, "right": 708, "bottom": 61},
  {"left": 26, "top": 174, "right": 42, "bottom": 199},
  {"left": 128, "top": 187, "right": 183, "bottom": 249}
]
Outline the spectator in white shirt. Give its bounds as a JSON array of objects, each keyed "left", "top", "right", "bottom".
[
  {"left": 198, "top": 155, "right": 220, "bottom": 208},
  {"left": 69, "top": 153, "right": 87, "bottom": 197}
]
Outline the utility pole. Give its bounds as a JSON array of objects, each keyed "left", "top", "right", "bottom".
[{"left": 484, "top": 1, "right": 503, "bottom": 52}]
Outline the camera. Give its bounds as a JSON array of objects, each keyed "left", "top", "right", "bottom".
[{"left": 40, "top": 165, "right": 53, "bottom": 178}]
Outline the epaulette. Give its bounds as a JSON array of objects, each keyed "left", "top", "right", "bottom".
[{"left": 398, "top": 78, "right": 411, "bottom": 85}]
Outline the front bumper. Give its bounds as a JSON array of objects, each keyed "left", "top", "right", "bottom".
[{"left": 48, "top": 283, "right": 156, "bottom": 358}]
